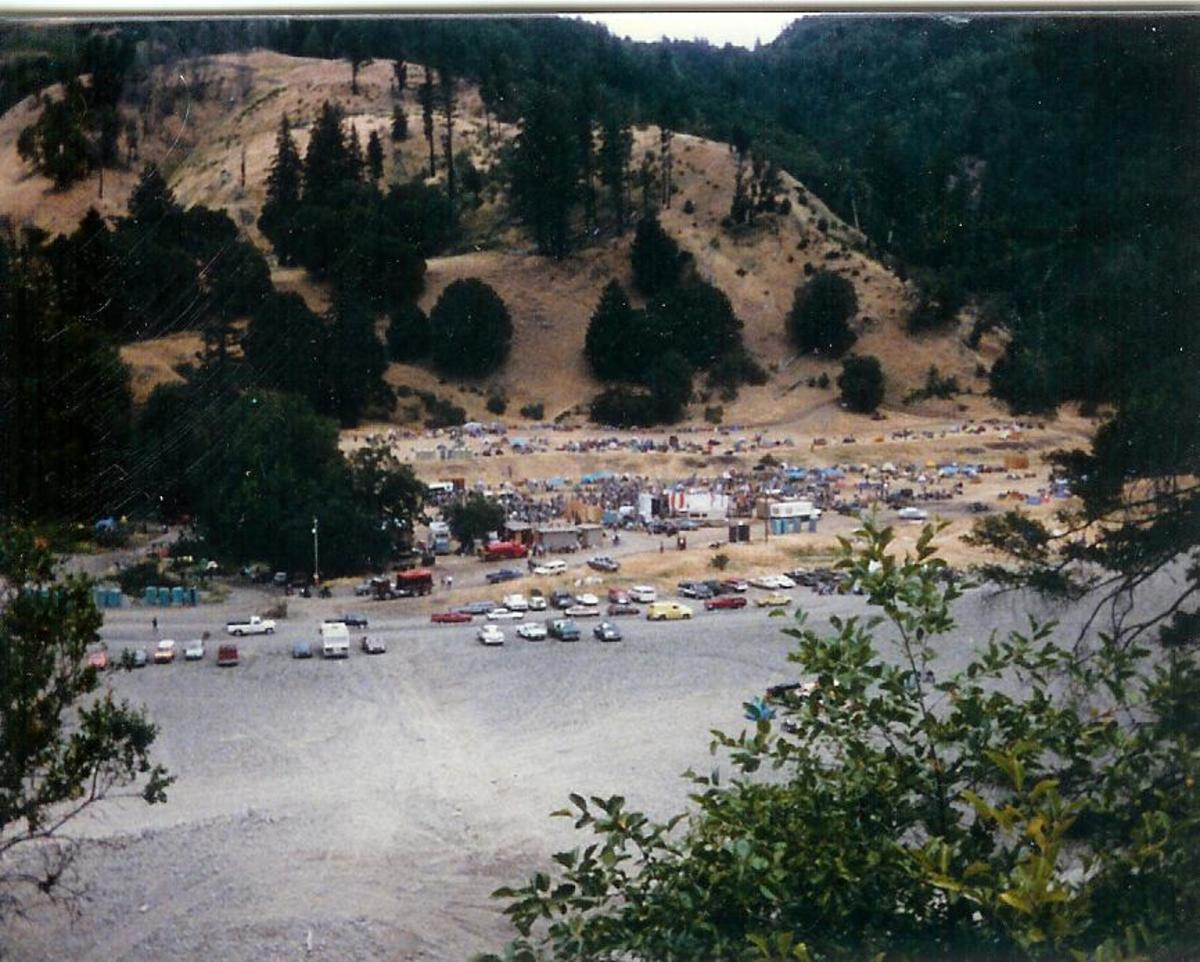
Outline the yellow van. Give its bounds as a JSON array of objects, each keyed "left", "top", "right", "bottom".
[{"left": 646, "top": 601, "right": 694, "bottom": 621}]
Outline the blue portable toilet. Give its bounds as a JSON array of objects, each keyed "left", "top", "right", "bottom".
[
  {"left": 144, "top": 586, "right": 158, "bottom": 605},
  {"left": 171, "top": 586, "right": 185, "bottom": 606},
  {"left": 93, "top": 588, "right": 107, "bottom": 608},
  {"left": 187, "top": 587, "right": 198, "bottom": 606},
  {"left": 108, "top": 588, "right": 123, "bottom": 607},
  {"left": 157, "top": 586, "right": 171, "bottom": 606},
  {"left": 808, "top": 517, "right": 818, "bottom": 533}
]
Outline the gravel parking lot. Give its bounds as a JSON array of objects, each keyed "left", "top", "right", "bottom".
[{"left": 1, "top": 575, "right": 1167, "bottom": 962}]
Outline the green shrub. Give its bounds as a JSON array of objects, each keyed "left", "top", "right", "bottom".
[
  {"left": 519, "top": 402, "right": 545, "bottom": 420},
  {"left": 838, "top": 354, "right": 885, "bottom": 413},
  {"left": 486, "top": 394, "right": 507, "bottom": 415}
]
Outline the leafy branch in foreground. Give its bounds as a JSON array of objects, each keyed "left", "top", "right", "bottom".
[
  {"left": 477, "top": 519, "right": 1199, "bottom": 962},
  {"left": 0, "top": 527, "right": 172, "bottom": 917}
]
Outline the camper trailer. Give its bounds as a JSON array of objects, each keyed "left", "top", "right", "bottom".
[{"left": 319, "top": 622, "right": 350, "bottom": 659}]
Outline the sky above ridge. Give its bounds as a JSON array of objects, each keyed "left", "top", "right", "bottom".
[{"left": 576, "top": 12, "right": 799, "bottom": 49}]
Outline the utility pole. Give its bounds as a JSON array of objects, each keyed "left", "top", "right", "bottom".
[{"left": 312, "top": 516, "right": 320, "bottom": 584}]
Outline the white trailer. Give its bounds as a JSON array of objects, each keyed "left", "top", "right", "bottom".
[{"left": 319, "top": 622, "right": 350, "bottom": 659}]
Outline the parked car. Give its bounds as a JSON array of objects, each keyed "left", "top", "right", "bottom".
[
  {"left": 593, "top": 622, "right": 623, "bottom": 642},
  {"left": 677, "top": 581, "right": 700, "bottom": 598},
  {"left": 458, "top": 600, "right": 498, "bottom": 615},
  {"left": 898, "top": 506, "right": 929, "bottom": 521},
  {"left": 487, "top": 607, "right": 523, "bottom": 621},
  {"left": 606, "top": 602, "right": 640, "bottom": 617},
  {"left": 565, "top": 604, "right": 601, "bottom": 618},
  {"left": 629, "top": 585, "right": 657, "bottom": 603},
  {"left": 327, "top": 613, "right": 368, "bottom": 628},
  {"left": 773, "top": 574, "right": 797, "bottom": 589},
  {"left": 183, "top": 640, "right": 205, "bottom": 661},
  {"left": 587, "top": 555, "right": 620, "bottom": 572},
  {"left": 354, "top": 581, "right": 374, "bottom": 597},
  {"left": 550, "top": 590, "right": 575, "bottom": 610},
  {"left": 502, "top": 593, "right": 529, "bottom": 611},
  {"left": 575, "top": 592, "right": 599, "bottom": 607},
  {"left": 216, "top": 643, "right": 239, "bottom": 667},
  {"left": 607, "top": 588, "right": 630, "bottom": 605},
  {"left": 87, "top": 649, "right": 109, "bottom": 670},
  {"left": 755, "top": 592, "right": 791, "bottom": 608},
  {"left": 292, "top": 641, "right": 313, "bottom": 659},
  {"left": 486, "top": 568, "right": 523, "bottom": 585},
  {"left": 720, "top": 579, "right": 749, "bottom": 593},
  {"left": 527, "top": 593, "right": 548, "bottom": 611},
  {"left": 533, "top": 559, "right": 568, "bottom": 576},
  {"left": 431, "top": 610, "right": 473, "bottom": 624},
  {"left": 516, "top": 622, "right": 548, "bottom": 641},
  {"left": 646, "top": 602, "right": 693, "bottom": 621},
  {"left": 706, "top": 595, "right": 748, "bottom": 611},
  {"left": 127, "top": 648, "right": 149, "bottom": 668},
  {"left": 153, "top": 639, "right": 177, "bottom": 664},
  {"left": 750, "top": 575, "right": 784, "bottom": 590},
  {"left": 360, "top": 636, "right": 387, "bottom": 655},
  {"left": 477, "top": 624, "right": 505, "bottom": 646},
  {"left": 547, "top": 618, "right": 581, "bottom": 641}
]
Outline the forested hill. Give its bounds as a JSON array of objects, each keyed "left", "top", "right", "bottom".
[{"left": 3, "top": 14, "right": 1193, "bottom": 418}]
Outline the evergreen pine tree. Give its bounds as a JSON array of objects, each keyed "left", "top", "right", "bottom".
[
  {"left": 598, "top": 108, "right": 632, "bottom": 234},
  {"left": 366, "top": 129, "right": 384, "bottom": 183},
  {"left": 420, "top": 67, "right": 436, "bottom": 178},
  {"left": 391, "top": 105, "right": 409, "bottom": 141},
  {"left": 260, "top": 113, "right": 303, "bottom": 262},
  {"left": 511, "top": 84, "right": 577, "bottom": 259},
  {"left": 584, "top": 280, "right": 639, "bottom": 381},
  {"left": 440, "top": 64, "right": 457, "bottom": 206},
  {"left": 630, "top": 215, "right": 685, "bottom": 296},
  {"left": 347, "top": 125, "right": 365, "bottom": 182},
  {"left": 303, "top": 101, "right": 353, "bottom": 202}
]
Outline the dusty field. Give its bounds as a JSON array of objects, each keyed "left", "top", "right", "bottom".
[{"left": 0, "top": 562, "right": 1176, "bottom": 962}]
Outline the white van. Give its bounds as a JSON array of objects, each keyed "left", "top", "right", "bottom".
[
  {"left": 319, "top": 622, "right": 350, "bottom": 659},
  {"left": 629, "top": 584, "right": 657, "bottom": 603},
  {"left": 532, "top": 558, "right": 567, "bottom": 576}
]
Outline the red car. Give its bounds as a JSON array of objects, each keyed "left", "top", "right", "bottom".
[
  {"left": 705, "top": 595, "right": 748, "bottom": 611},
  {"left": 606, "top": 602, "right": 640, "bottom": 617},
  {"left": 87, "top": 649, "right": 109, "bottom": 670},
  {"left": 431, "top": 611, "right": 473, "bottom": 624},
  {"left": 607, "top": 588, "right": 630, "bottom": 605}
]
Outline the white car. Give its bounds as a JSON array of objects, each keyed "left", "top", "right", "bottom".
[
  {"left": 183, "top": 639, "right": 205, "bottom": 661},
  {"left": 487, "top": 607, "right": 523, "bottom": 621},
  {"left": 528, "top": 594, "right": 548, "bottom": 611},
  {"left": 774, "top": 574, "right": 797, "bottom": 589},
  {"left": 532, "top": 559, "right": 568, "bottom": 576},
  {"left": 516, "top": 622, "right": 548, "bottom": 641},
  {"left": 153, "top": 639, "right": 177, "bottom": 664},
  {"left": 565, "top": 604, "right": 601, "bottom": 618},
  {"left": 751, "top": 575, "right": 784, "bottom": 590},
  {"left": 898, "top": 507, "right": 929, "bottom": 521},
  {"left": 629, "top": 585, "right": 657, "bottom": 603},
  {"left": 502, "top": 593, "right": 529, "bottom": 612},
  {"left": 477, "top": 624, "right": 505, "bottom": 646},
  {"left": 575, "top": 592, "right": 600, "bottom": 607}
]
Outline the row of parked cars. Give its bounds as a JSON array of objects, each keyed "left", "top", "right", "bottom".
[
  {"left": 90, "top": 639, "right": 242, "bottom": 669},
  {"left": 476, "top": 617, "right": 624, "bottom": 646}
]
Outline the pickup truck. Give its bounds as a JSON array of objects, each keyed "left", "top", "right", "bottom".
[{"left": 225, "top": 616, "right": 276, "bottom": 636}]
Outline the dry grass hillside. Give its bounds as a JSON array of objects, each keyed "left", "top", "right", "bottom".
[{"left": 0, "top": 50, "right": 998, "bottom": 425}]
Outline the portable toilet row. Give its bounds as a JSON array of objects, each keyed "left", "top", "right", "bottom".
[
  {"left": 92, "top": 586, "right": 124, "bottom": 608},
  {"left": 141, "top": 585, "right": 198, "bottom": 606}
]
